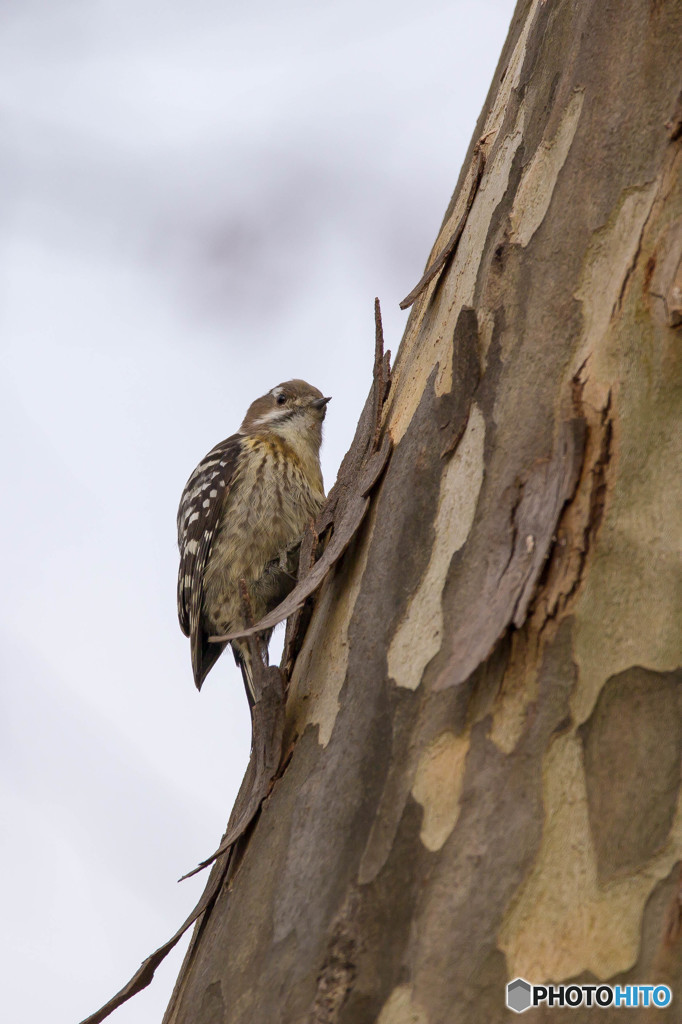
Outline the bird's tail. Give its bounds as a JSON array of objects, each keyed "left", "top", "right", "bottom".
[{"left": 193, "top": 634, "right": 226, "bottom": 692}]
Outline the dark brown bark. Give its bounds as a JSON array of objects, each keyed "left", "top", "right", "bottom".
[{"left": 158, "top": 2, "right": 682, "bottom": 1021}]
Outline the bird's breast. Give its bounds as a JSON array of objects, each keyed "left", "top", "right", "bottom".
[{"left": 203, "top": 437, "right": 323, "bottom": 611}]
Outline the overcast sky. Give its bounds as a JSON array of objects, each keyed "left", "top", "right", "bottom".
[{"left": 0, "top": 2, "right": 515, "bottom": 1021}]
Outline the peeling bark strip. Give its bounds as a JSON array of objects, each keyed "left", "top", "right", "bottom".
[
  {"left": 280, "top": 302, "right": 392, "bottom": 681},
  {"left": 433, "top": 416, "right": 585, "bottom": 691},
  {"left": 79, "top": 858, "right": 232, "bottom": 1024},
  {"left": 280, "top": 516, "right": 320, "bottom": 682},
  {"left": 399, "top": 145, "right": 486, "bottom": 310}
]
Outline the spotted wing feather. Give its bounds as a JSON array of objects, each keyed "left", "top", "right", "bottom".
[{"left": 177, "top": 433, "right": 243, "bottom": 688}]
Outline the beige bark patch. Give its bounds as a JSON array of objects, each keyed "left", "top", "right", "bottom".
[
  {"left": 478, "top": 307, "right": 496, "bottom": 370},
  {"left": 387, "top": 404, "right": 485, "bottom": 690},
  {"left": 574, "top": 184, "right": 658, "bottom": 413},
  {"left": 510, "top": 89, "right": 584, "bottom": 246},
  {"left": 376, "top": 984, "right": 429, "bottom": 1024},
  {"left": 388, "top": 36, "right": 535, "bottom": 449},
  {"left": 480, "top": 0, "right": 542, "bottom": 141},
  {"left": 411, "top": 731, "right": 469, "bottom": 852},
  {"left": 433, "top": 0, "right": 542, "bottom": 317},
  {"left": 433, "top": 129, "right": 525, "bottom": 403},
  {"left": 499, "top": 732, "right": 682, "bottom": 981},
  {"left": 570, "top": 181, "right": 681, "bottom": 728}
]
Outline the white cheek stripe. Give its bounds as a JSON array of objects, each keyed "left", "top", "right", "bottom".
[{"left": 251, "top": 408, "right": 289, "bottom": 428}]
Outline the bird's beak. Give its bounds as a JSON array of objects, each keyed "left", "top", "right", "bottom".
[{"left": 311, "top": 396, "right": 332, "bottom": 409}]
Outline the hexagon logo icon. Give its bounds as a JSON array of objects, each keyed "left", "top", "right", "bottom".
[{"left": 507, "top": 978, "right": 532, "bottom": 1013}]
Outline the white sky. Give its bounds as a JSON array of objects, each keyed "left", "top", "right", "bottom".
[{"left": 0, "top": 2, "right": 515, "bottom": 1021}]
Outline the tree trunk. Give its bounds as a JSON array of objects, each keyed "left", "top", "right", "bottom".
[{"left": 164, "top": 2, "right": 682, "bottom": 1021}]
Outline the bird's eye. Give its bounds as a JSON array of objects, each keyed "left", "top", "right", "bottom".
[{"left": 276, "top": 394, "right": 287, "bottom": 405}]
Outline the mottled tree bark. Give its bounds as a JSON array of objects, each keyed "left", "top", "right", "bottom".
[{"left": 164, "top": 2, "right": 682, "bottom": 1021}]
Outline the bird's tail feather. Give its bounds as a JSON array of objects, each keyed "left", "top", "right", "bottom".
[{"left": 193, "top": 635, "right": 226, "bottom": 691}]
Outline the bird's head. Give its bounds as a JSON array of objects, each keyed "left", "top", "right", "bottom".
[{"left": 240, "top": 379, "right": 331, "bottom": 450}]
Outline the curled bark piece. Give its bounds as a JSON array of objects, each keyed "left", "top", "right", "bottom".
[
  {"left": 79, "top": 855, "right": 232, "bottom": 1024},
  {"left": 399, "top": 146, "right": 486, "bottom": 310},
  {"left": 281, "top": 518, "right": 320, "bottom": 680},
  {"left": 434, "top": 416, "right": 586, "bottom": 691}
]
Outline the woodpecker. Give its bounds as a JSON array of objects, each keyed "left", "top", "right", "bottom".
[{"left": 177, "top": 380, "right": 330, "bottom": 702}]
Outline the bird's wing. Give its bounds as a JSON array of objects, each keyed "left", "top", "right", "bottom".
[{"left": 177, "top": 433, "right": 243, "bottom": 687}]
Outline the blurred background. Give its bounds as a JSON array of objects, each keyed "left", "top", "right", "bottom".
[{"left": 0, "top": 1, "right": 515, "bottom": 1021}]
